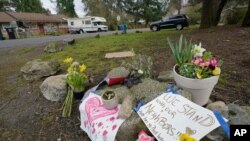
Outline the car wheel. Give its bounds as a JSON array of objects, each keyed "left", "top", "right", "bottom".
[
  {"left": 176, "top": 24, "right": 183, "bottom": 30},
  {"left": 152, "top": 25, "right": 158, "bottom": 31},
  {"left": 98, "top": 28, "right": 102, "bottom": 32},
  {"left": 79, "top": 29, "right": 84, "bottom": 34}
]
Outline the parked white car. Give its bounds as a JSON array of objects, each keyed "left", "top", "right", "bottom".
[{"left": 66, "top": 16, "right": 108, "bottom": 34}]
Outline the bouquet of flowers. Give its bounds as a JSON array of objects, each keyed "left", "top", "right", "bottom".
[
  {"left": 168, "top": 35, "right": 222, "bottom": 79},
  {"left": 62, "top": 57, "right": 87, "bottom": 117}
]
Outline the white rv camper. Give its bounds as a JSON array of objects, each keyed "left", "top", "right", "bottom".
[{"left": 67, "top": 16, "right": 108, "bottom": 34}]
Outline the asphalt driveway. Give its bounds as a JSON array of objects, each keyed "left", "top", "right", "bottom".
[{"left": 0, "top": 29, "right": 149, "bottom": 49}]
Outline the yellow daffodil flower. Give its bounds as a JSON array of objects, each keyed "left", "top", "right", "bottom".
[
  {"left": 67, "top": 66, "right": 73, "bottom": 73},
  {"left": 179, "top": 133, "right": 197, "bottom": 141},
  {"left": 213, "top": 67, "right": 221, "bottom": 75},
  {"left": 193, "top": 42, "right": 206, "bottom": 57},
  {"left": 63, "top": 57, "right": 73, "bottom": 64},
  {"left": 79, "top": 64, "right": 87, "bottom": 72}
]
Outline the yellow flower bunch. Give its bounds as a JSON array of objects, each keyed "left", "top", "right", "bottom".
[
  {"left": 79, "top": 64, "right": 86, "bottom": 73},
  {"left": 179, "top": 133, "right": 197, "bottom": 141},
  {"left": 63, "top": 57, "right": 87, "bottom": 89},
  {"left": 63, "top": 57, "right": 73, "bottom": 64},
  {"left": 63, "top": 58, "right": 87, "bottom": 74}
]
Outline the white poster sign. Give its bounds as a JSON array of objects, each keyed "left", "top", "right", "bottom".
[{"left": 138, "top": 93, "right": 224, "bottom": 141}]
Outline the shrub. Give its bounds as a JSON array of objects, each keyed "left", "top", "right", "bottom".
[
  {"left": 185, "top": 3, "right": 202, "bottom": 25},
  {"left": 223, "top": 7, "right": 247, "bottom": 25}
]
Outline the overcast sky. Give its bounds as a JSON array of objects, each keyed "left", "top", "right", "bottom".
[{"left": 40, "top": 0, "right": 86, "bottom": 17}]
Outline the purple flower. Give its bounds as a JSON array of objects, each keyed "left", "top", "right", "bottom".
[{"left": 210, "top": 58, "right": 218, "bottom": 67}]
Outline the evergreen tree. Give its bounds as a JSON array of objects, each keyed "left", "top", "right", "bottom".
[
  {"left": 11, "top": 0, "right": 46, "bottom": 13},
  {"left": 56, "top": 0, "right": 77, "bottom": 17},
  {"left": 0, "top": 0, "right": 9, "bottom": 11},
  {"left": 118, "top": 0, "right": 168, "bottom": 25}
]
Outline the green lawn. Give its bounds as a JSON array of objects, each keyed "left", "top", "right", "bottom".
[{"left": 41, "top": 28, "right": 196, "bottom": 74}]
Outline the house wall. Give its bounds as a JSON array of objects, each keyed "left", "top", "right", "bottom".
[
  {"left": 1, "top": 22, "right": 68, "bottom": 38},
  {"left": 27, "top": 23, "right": 68, "bottom": 35}
]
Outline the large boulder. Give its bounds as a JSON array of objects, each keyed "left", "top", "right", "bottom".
[
  {"left": 107, "top": 67, "right": 130, "bottom": 78},
  {"left": 40, "top": 75, "right": 67, "bottom": 102},
  {"left": 88, "top": 78, "right": 192, "bottom": 141},
  {"left": 21, "top": 59, "right": 60, "bottom": 81},
  {"left": 116, "top": 79, "right": 166, "bottom": 140},
  {"left": 206, "top": 104, "right": 250, "bottom": 141},
  {"left": 44, "top": 42, "right": 64, "bottom": 53}
]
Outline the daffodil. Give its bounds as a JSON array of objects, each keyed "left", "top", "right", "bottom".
[
  {"left": 180, "top": 133, "right": 189, "bottom": 141},
  {"left": 193, "top": 42, "right": 206, "bottom": 57},
  {"left": 67, "top": 66, "right": 72, "bottom": 73},
  {"left": 79, "top": 64, "right": 87, "bottom": 72},
  {"left": 212, "top": 67, "right": 221, "bottom": 75},
  {"left": 179, "top": 133, "right": 197, "bottom": 141},
  {"left": 63, "top": 57, "right": 73, "bottom": 64}
]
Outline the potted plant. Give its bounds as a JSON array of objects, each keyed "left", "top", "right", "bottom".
[
  {"left": 62, "top": 57, "right": 87, "bottom": 117},
  {"left": 101, "top": 90, "right": 118, "bottom": 110},
  {"left": 167, "top": 35, "right": 222, "bottom": 106}
]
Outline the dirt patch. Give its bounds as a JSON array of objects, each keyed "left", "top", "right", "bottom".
[
  {"left": 0, "top": 26, "right": 250, "bottom": 140},
  {"left": 150, "top": 26, "right": 250, "bottom": 105}
]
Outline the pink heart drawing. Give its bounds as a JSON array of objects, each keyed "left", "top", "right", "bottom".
[
  {"left": 85, "top": 97, "right": 118, "bottom": 125},
  {"left": 138, "top": 130, "right": 155, "bottom": 141}
]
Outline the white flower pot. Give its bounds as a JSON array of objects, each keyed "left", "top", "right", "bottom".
[
  {"left": 101, "top": 90, "right": 119, "bottom": 110},
  {"left": 173, "top": 65, "right": 219, "bottom": 106}
]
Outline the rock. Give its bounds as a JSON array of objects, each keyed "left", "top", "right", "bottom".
[
  {"left": 118, "top": 94, "right": 135, "bottom": 119},
  {"left": 206, "top": 101, "right": 227, "bottom": 112},
  {"left": 107, "top": 67, "right": 130, "bottom": 78},
  {"left": 157, "top": 71, "right": 174, "bottom": 82},
  {"left": 21, "top": 59, "right": 60, "bottom": 81},
  {"left": 93, "top": 78, "right": 166, "bottom": 140},
  {"left": 40, "top": 75, "right": 67, "bottom": 101},
  {"left": 113, "top": 32, "right": 119, "bottom": 35},
  {"left": 63, "top": 38, "right": 75, "bottom": 45},
  {"left": 95, "top": 34, "right": 100, "bottom": 38},
  {"left": 135, "top": 30, "right": 143, "bottom": 33},
  {"left": 44, "top": 42, "right": 64, "bottom": 53},
  {"left": 116, "top": 112, "right": 148, "bottom": 141},
  {"left": 207, "top": 104, "right": 250, "bottom": 141},
  {"left": 130, "top": 78, "right": 166, "bottom": 103}
]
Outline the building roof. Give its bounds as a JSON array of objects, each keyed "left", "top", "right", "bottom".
[
  {"left": 0, "top": 12, "right": 16, "bottom": 23},
  {"left": 0, "top": 12, "right": 67, "bottom": 23}
]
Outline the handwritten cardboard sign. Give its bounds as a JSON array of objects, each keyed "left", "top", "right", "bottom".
[{"left": 138, "top": 93, "right": 224, "bottom": 141}]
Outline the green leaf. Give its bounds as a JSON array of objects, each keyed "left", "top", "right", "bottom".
[{"left": 203, "top": 52, "right": 212, "bottom": 61}]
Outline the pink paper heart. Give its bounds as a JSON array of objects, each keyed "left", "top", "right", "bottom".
[
  {"left": 138, "top": 130, "right": 155, "bottom": 141},
  {"left": 85, "top": 97, "right": 118, "bottom": 125}
]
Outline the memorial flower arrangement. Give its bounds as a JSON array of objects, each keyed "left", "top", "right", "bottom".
[
  {"left": 167, "top": 35, "right": 222, "bottom": 105},
  {"left": 167, "top": 35, "right": 222, "bottom": 79},
  {"left": 62, "top": 57, "right": 87, "bottom": 117}
]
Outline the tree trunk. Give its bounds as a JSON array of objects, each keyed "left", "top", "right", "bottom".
[
  {"left": 213, "top": 0, "right": 228, "bottom": 26},
  {"left": 242, "top": 0, "right": 250, "bottom": 27},
  {"left": 200, "top": 0, "right": 214, "bottom": 28},
  {"left": 178, "top": 0, "right": 181, "bottom": 14}
]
